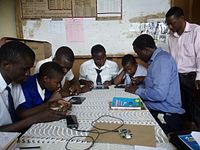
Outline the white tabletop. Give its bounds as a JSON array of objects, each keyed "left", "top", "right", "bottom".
[{"left": 18, "top": 86, "right": 175, "bottom": 150}]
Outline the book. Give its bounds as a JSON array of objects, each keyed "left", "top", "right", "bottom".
[
  {"left": 0, "top": 132, "right": 20, "bottom": 150},
  {"left": 111, "top": 97, "right": 143, "bottom": 110},
  {"left": 178, "top": 134, "right": 200, "bottom": 150}
]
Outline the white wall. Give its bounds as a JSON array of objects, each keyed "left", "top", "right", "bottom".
[{"left": 0, "top": 0, "right": 16, "bottom": 38}]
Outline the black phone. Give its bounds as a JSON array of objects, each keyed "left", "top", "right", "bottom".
[
  {"left": 114, "top": 84, "right": 126, "bottom": 88},
  {"left": 69, "top": 97, "right": 86, "bottom": 104},
  {"left": 66, "top": 115, "right": 78, "bottom": 129},
  {"left": 93, "top": 85, "right": 109, "bottom": 89}
]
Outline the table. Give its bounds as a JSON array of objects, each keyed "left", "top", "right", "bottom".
[{"left": 18, "top": 86, "right": 175, "bottom": 150}]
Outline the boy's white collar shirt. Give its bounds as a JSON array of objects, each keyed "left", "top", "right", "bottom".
[
  {"left": 0, "top": 73, "right": 25, "bottom": 125},
  {"left": 36, "top": 79, "right": 45, "bottom": 100},
  {"left": 79, "top": 59, "right": 119, "bottom": 86}
]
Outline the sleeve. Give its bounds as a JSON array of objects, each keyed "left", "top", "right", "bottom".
[
  {"left": 64, "top": 70, "right": 74, "bottom": 81},
  {"left": 194, "top": 27, "right": 200, "bottom": 80},
  {"left": 135, "top": 56, "right": 172, "bottom": 102},
  {"left": 79, "top": 63, "right": 87, "bottom": 80},
  {"left": 111, "top": 62, "right": 119, "bottom": 78}
]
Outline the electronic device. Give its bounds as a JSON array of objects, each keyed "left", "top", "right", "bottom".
[
  {"left": 114, "top": 84, "right": 126, "bottom": 88},
  {"left": 69, "top": 97, "right": 86, "bottom": 104},
  {"left": 118, "top": 129, "right": 133, "bottom": 140},
  {"left": 93, "top": 85, "right": 109, "bottom": 89},
  {"left": 66, "top": 115, "right": 78, "bottom": 129}
]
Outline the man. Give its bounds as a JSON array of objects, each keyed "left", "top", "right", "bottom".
[
  {"left": 166, "top": 7, "right": 200, "bottom": 124},
  {"left": 35, "top": 46, "right": 80, "bottom": 97},
  {"left": 0, "top": 41, "right": 67, "bottom": 132},
  {"left": 79, "top": 44, "right": 119, "bottom": 91},
  {"left": 126, "top": 34, "right": 185, "bottom": 134}
]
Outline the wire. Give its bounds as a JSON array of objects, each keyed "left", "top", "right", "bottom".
[{"left": 65, "top": 114, "right": 124, "bottom": 150}]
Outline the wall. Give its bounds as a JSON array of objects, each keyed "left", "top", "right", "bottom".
[{"left": 0, "top": 0, "right": 16, "bottom": 38}]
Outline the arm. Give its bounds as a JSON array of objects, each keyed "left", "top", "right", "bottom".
[
  {"left": 0, "top": 109, "right": 67, "bottom": 132},
  {"left": 113, "top": 69, "right": 126, "bottom": 85},
  {"left": 135, "top": 56, "right": 172, "bottom": 102}
]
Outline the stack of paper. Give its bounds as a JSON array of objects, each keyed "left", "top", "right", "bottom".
[{"left": 0, "top": 132, "right": 20, "bottom": 150}]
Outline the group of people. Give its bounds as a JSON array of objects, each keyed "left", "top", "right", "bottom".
[{"left": 0, "top": 7, "right": 200, "bottom": 136}]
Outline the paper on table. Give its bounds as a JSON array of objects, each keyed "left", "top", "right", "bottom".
[
  {"left": 0, "top": 132, "right": 20, "bottom": 150},
  {"left": 135, "top": 145, "right": 168, "bottom": 150},
  {"left": 191, "top": 131, "right": 200, "bottom": 145}
]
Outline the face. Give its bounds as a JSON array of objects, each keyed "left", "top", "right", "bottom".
[
  {"left": 93, "top": 52, "right": 106, "bottom": 68},
  {"left": 43, "top": 74, "right": 63, "bottom": 92},
  {"left": 124, "top": 62, "right": 137, "bottom": 75},
  {"left": 11, "top": 56, "right": 34, "bottom": 83},
  {"left": 134, "top": 48, "right": 151, "bottom": 63},
  {"left": 166, "top": 15, "right": 184, "bottom": 33},
  {"left": 53, "top": 56, "right": 73, "bottom": 75}
]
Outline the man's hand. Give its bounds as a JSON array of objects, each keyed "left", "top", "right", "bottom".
[
  {"left": 49, "top": 88, "right": 62, "bottom": 101},
  {"left": 69, "top": 82, "right": 81, "bottom": 96},
  {"left": 125, "top": 85, "right": 138, "bottom": 93},
  {"left": 195, "top": 80, "right": 200, "bottom": 90},
  {"left": 103, "top": 81, "right": 112, "bottom": 86}
]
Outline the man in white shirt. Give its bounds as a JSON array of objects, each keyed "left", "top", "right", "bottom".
[
  {"left": 166, "top": 7, "right": 200, "bottom": 124},
  {"left": 35, "top": 46, "right": 80, "bottom": 97},
  {"left": 79, "top": 44, "right": 119, "bottom": 91},
  {"left": 0, "top": 41, "right": 67, "bottom": 132}
]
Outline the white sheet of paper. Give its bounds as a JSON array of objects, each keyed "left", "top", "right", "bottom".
[
  {"left": 0, "top": 132, "right": 20, "bottom": 150},
  {"left": 191, "top": 131, "right": 200, "bottom": 145},
  {"left": 135, "top": 145, "right": 168, "bottom": 150}
]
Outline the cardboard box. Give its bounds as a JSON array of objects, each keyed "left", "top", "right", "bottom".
[{"left": 0, "top": 37, "right": 52, "bottom": 74}]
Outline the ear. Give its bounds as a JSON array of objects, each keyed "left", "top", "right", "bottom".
[
  {"left": 0, "top": 60, "right": 12, "bottom": 70},
  {"left": 43, "top": 76, "right": 50, "bottom": 83}
]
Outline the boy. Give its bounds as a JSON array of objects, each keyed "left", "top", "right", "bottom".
[
  {"left": 18, "top": 62, "right": 71, "bottom": 115},
  {"left": 79, "top": 44, "right": 118, "bottom": 91},
  {"left": 114, "top": 54, "right": 147, "bottom": 86}
]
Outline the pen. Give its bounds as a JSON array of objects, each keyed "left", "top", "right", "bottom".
[{"left": 19, "top": 146, "right": 40, "bottom": 149}]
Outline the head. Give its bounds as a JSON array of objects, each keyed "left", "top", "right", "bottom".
[
  {"left": 165, "top": 6, "right": 185, "bottom": 33},
  {"left": 0, "top": 41, "right": 35, "bottom": 84},
  {"left": 122, "top": 54, "right": 137, "bottom": 75},
  {"left": 91, "top": 44, "right": 106, "bottom": 68},
  {"left": 132, "top": 34, "right": 156, "bottom": 63},
  {"left": 53, "top": 46, "right": 74, "bottom": 75},
  {"left": 38, "top": 62, "right": 64, "bottom": 92}
]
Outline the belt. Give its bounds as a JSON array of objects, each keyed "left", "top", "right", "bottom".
[{"left": 179, "top": 72, "right": 196, "bottom": 76}]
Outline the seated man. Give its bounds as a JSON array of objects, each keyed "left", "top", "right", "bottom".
[
  {"left": 126, "top": 34, "right": 185, "bottom": 135},
  {"left": 114, "top": 54, "right": 147, "bottom": 86},
  {"left": 0, "top": 41, "right": 67, "bottom": 132},
  {"left": 35, "top": 46, "right": 80, "bottom": 97},
  {"left": 79, "top": 44, "right": 119, "bottom": 91}
]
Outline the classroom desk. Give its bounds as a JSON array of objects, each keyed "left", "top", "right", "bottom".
[{"left": 18, "top": 86, "right": 175, "bottom": 150}]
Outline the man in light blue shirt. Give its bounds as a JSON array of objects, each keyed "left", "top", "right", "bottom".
[{"left": 126, "top": 34, "right": 185, "bottom": 134}]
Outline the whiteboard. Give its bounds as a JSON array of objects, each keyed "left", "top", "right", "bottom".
[{"left": 22, "top": 0, "right": 170, "bottom": 55}]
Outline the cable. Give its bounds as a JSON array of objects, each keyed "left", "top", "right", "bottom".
[{"left": 65, "top": 114, "right": 124, "bottom": 150}]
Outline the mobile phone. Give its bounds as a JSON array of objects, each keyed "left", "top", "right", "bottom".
[
  {"left": 66, "top": 115, "right": 78, "bottom": 129},
  {"left": 69, "top": 97, "right": 86, "bottom": 104}
]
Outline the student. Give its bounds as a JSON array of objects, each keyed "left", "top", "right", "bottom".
[
  {"left": 166, "top": 6, "right": 200, "bottom": 125},
  {"left": 127, "top": 34, "right": 185, "bottom": 134},
  {"left": 79, "top": 44, "right": 119, "bottom": 90},
  {"left": 35, "top": 46, "right": 80, "bottom": 96},
  {"left": 0, "top": 41, "right": 67, "bottom": 132},
  {"left": 18, "top": 62, "right": 66, "bottom": 110},
  {"left": 114, "top": 54, "right": 147, "bottom": 86}
]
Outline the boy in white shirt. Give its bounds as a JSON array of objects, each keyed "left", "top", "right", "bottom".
[{"left": 114, "top": 54, "right": 147, "bottom": 86}]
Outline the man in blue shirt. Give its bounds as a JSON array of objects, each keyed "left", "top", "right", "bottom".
[{"left": 126, "top": 34, "right": 185, "bottom": 134}]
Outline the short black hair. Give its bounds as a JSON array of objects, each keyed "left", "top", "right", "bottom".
[
  {"left": 132, "top": 34, "right": 156, "bottom": 51},
  {"left": 166, "top": 6, "right": 184, "bottom": 18},
  {"left": 55, "top": 46, "right": 74, "bottom": 62},
  {"left": 122, "top": 54, "right": 136, "bottom": 66},
  {"left": 39, "top": 62, "right": 63, "bottom": 79},
  {"left": 91, "top": 44, "right": 106, "bottom": 56},
  {"left": 0, "top": 41, "right": 35, "bottom": 63}
]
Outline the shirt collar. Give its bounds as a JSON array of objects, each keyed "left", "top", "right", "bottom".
[
  {"left": 91, "top": 59, "right": 109, "bottom": 70},
  {"left": 0, "top": 72, "right": 9, "bottom": 93},
  {"left": 148, "top": 48, "right": 162, "bottom": 64},
  {"left": 36, "top": 77, "right": 45, "bottom": 100}
]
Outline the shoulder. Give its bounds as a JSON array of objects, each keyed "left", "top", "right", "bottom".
[
  {"left": 21, "top": 75, "right": 37, "bottom": 87},
  {"left": 81, "top": 59, "right": 93, "bottom": 67},
  {"left": 106, "top": 60, "right": 118, "bottom": 67},
  {"left": 154, "top": 49, "right": 175, "bottom": 64}
]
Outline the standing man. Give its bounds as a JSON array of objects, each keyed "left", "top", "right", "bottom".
[
  {"left": 0, "top": 41, "right": 67, "bottom": 132},
  {"left": 126, "top": 34, "right": 185, "bottom": 134},
  {"left": 35, "top": 46, "right": 81, "bottom": 96},
  {"left": 166, "top": 7, "right": 200, "bottom": 124}
]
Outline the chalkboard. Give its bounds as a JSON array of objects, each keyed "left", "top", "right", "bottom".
[{"left": 21, "top": 0, "right": 171, "bottom": 55}]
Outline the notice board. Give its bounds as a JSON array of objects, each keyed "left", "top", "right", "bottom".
[{"left": 17, "top": 0, "right": 171, "bottom": 55}]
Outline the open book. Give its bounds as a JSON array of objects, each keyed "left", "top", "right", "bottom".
[{"left": 111, "top": 97, "right": 143, "bottom": 110}]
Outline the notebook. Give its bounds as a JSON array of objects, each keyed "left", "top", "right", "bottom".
[{"left": 178, "top": 134, "right": 200, "bottom": 150}]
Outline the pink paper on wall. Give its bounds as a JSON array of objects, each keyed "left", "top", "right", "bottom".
[{"left": 65, "top": 18, "right": 84, "bottom": 42}]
